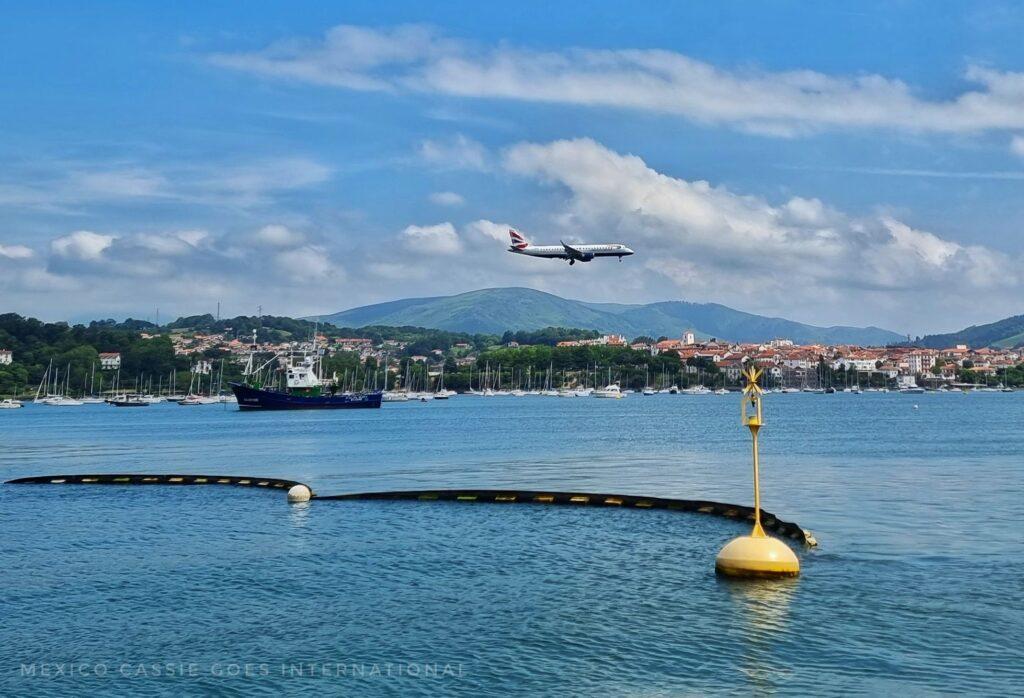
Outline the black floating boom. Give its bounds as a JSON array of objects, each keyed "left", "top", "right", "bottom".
[
  {"left": 6, "top": 472, "right": 304, "bottom": 490},
  {"left": 6, "top": 475, "right": 817, "bottom": 546}
]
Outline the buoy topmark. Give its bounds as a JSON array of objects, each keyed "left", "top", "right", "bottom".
[{"left": 287, "top": 484, "right": 312, "bottom": 503}]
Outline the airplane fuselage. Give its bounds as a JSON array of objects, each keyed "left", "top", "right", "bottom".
[
  {"left": 509, "top": 243, "right": 634, "bottom": 263},
  {"left": 506, "top": 229, "right": 634, "bottom": 264}
]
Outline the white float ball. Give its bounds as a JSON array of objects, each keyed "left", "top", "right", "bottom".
[{"left": 287, "top": 484, "right": 312, "bottom": 503}]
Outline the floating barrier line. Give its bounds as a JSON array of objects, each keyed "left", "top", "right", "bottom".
[
  {"left": 6, "top": 473, "right": 304, "bottom": 490},
  {"left": 5, "top": 475, "right": 817, "bottom": 547}
]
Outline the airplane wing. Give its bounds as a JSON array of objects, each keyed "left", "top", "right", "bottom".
[
  {"left": 560, "top": 240, "right": 583, "bottom": 260},
  {"left": 560, "top": 240, "right": 593, "bottom": 262}
]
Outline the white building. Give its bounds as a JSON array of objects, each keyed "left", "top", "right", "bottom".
[
  {"left": 682, "top": 330, "right": 696, "bottom": 346},
  {"left": 0, "top": 349, "right": 12, "bottom": 365},
  {"left": 193, "top": 359, "right": 213, "bottom": 375},
  {"left": 780, "top": 356, "right": 813, "bottom": 369},
  {"left": 832, "top": 357, "right": 878, "bottom": 372},
  {"left": 906, "top": 352, "right": 937, "bottom": 375},
  {"left": 897, "top": 375, "right": 920, "bottom": 389},
  {"left": 99, "top": 352, "right": 121, "bottom": 370}
]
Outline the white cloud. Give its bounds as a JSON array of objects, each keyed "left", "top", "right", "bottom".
[
  {"left": 1, "top": 224, "right": 350, "bottom": 320},
  {"left": 0, "top": 156, "right": 332, "bottom": 212},
  {"left": 275, "top": 245, "right": 338, "bottom": 281},
  {"left": 429, "top": 191, "right": 465, "bottom": 207},
  {"left": 51, "top": 231, "right": 114, "bottom": 260},
  {"left": 399, "top": 222, "right": 462, "bottom": 254},
  {"left": 131, "top": 230, "right": 208, "bottom": 256},
  {"left": 499, "top": 138, "right": 1021, "bottom": 326},
  {"left": 254, "top": 224, "right": 305, "bottom": 247},
  {"left": 211, "top": 24, "right": 1024, "bottom": 136},
  {"left": 419, "top": 135, "right": 489, "bottom": 170},
  {"left": 464, "top": 219, "right": 511, "bottom": 243},
  {"left": 1012, "top": 135, "right": 1024, "bottom": 158},
  {"left": 212, "top": 157, "right": 332, "bottom": 196},
  {"left": 0, "top": 244, "right": 33, "bottom": 260},
  {"left": 70, "top": 169, "right": 169, "bottom": 198}
]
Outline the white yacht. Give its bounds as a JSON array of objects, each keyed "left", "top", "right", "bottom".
[
  {"left": 0, "top": 399, "right": 23, "bottom": 409},
  {"left": 593, "top": 384, "right": 626, "bottom": 399},
  {"left": 44, "top": 395, "right": 84, "bottom": 406}
]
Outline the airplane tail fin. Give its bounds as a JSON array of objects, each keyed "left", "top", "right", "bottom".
[{"left": 509, "top": 229, "right": 529, "bottom": 250}]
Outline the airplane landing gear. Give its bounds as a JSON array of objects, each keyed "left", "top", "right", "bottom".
[{"left": 569, "top": 259, "right": 575, "bottom": 266}]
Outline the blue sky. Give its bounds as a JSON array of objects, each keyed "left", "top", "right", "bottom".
[{"left": 2, "top": 1, "right": 1023, "bottom": 335}]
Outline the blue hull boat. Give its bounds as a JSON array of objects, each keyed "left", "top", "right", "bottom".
[{"left": 231, "top": 383, "right": 383, "bottom": 410}]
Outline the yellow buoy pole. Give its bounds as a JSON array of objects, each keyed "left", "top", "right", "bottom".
[
  {"left": 750, "top": 420, "right": 765, "bottom": 539},
  {"left": 715, "top": 366, "right": 799, "bottom": 578}
]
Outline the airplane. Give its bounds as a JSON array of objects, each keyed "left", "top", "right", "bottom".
[{"left": 507, "top": 229, "right": 634, "bottom": 265}]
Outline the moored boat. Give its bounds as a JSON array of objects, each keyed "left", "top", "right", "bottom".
[
  {"left": 230, "top": 330, "right": 382, "bottom": 410},
  {"left": 111, "top": 398, "right": 148, "bottom": 407},
  {"left": 593, "top": 383, "right": 625, "bottom": 399}
]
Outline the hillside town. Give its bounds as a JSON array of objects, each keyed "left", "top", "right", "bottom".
[
  {"left": 4, "top": 321, "right": 1021, "bottom": 398},
  {"left": 152, "top": 327, "right": 1022, "bottom": 389}
]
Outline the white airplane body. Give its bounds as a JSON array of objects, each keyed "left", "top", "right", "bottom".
[{"left": 507, "top": 229, "right": 634, "bottom": 265}]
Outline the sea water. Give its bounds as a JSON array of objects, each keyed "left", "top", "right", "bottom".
[{"left": 2, "top": 393, "right": 1022, "bottom": 694}]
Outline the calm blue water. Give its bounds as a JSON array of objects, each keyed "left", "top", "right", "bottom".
[{"left": 2, "top": 393, "right": 1023, "bottom": 695}]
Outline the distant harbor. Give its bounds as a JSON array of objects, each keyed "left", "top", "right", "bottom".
[{"left": 2, "top": 312, "right": 1022, "bottom": 405}]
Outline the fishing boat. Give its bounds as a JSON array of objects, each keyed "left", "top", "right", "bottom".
[
  {"left": 230, "top": 330, "right": 382, "bottom": 410},
  {"left": 0, "top": 398, "right": 22, "bottom": 409}
]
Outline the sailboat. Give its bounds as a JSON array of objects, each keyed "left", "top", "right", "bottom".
[
  {"left": 593, "top": 367, "right": 626, "bottom": 399},
  {"left": 43, "top": 364, "right": 83, "bottom": 406},
  {"left": 80, "top": 362, "right": 105, "bottom": 403},
  {"left": 433, "top": 365, "right": 452, "bottom": 399}
]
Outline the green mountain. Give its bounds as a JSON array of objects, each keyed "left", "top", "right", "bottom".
[
  {"left": 914, "top": 314, "right": 1024, "bottom": 349},
  {"left": 315, "top": 288, "right": 904, "bottom": 345}
]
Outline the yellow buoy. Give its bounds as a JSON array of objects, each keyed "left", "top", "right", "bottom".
[{"left": 715, "top": 367, "right": 800, "bottom": 578}]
